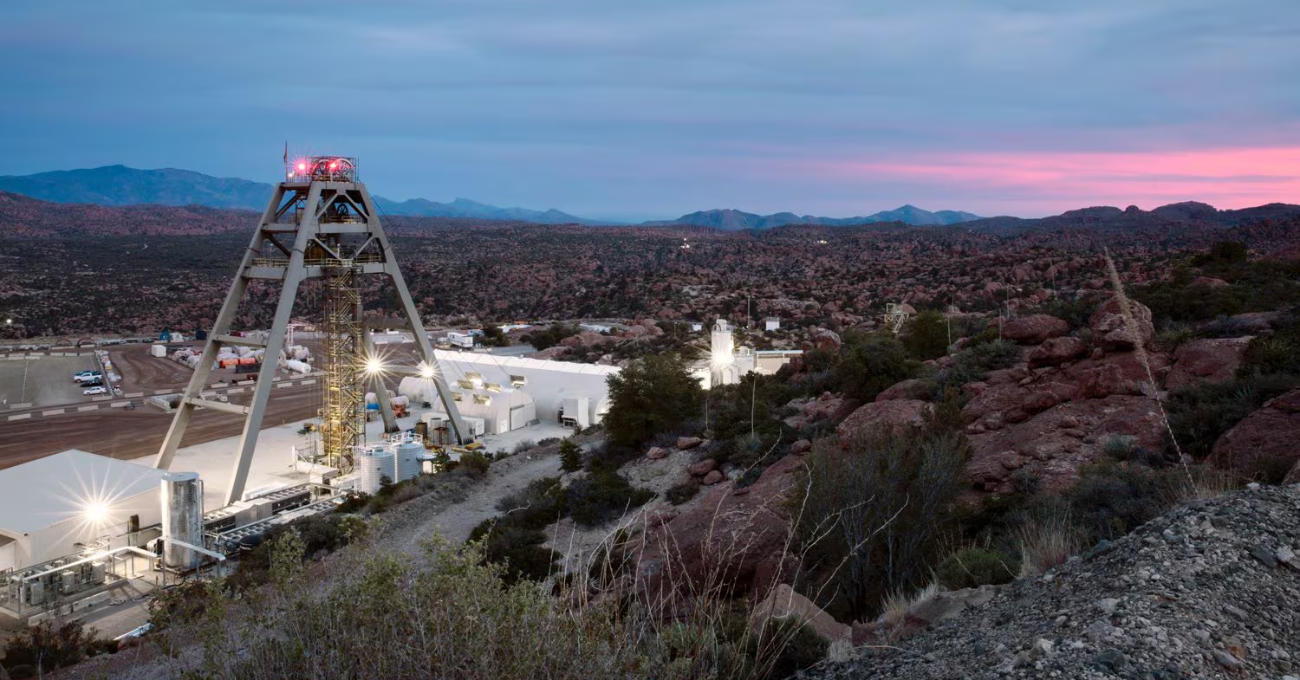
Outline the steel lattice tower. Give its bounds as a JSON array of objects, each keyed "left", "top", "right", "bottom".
[
  {"left": 154, "top": 156, "right": 469, "bottom": 505},
  {"left": 320, "top": 265, "right": 364, "bottom": 470}
]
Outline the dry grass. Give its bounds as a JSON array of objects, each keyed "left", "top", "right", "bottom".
[
  {"left": 877, "top": 582, "right": 940, "bottom": 628},
  {"left": 1016, "top": 513, "right": 1083, "bottom": 578}
]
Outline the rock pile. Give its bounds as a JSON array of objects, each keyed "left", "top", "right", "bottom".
[{"left": 804, "top": 485, "right": 1300, "bottom": 679}]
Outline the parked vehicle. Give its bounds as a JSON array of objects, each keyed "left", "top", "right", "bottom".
[
  {"left": 83, "top": 386, "right": 108, "bottom": 396},
  {"left": 73, "top": 371, "right": 104, "bottom": 383}
]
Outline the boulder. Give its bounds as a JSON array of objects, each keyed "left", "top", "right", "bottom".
[
  {"left": 634, "top": 454, "right": 806, "bottom": 600},
  {"left": 687, "top": 458, "right": 717, "bottom": 476},
  {"left": 813, "top": 329, "right": 842, "bottom": 353},
  {"left": 750, "top": 583, "right": 850, "bottom": 643},
  {"left": 1089, "top": 297, "right": 1155, "bottom": 351},
  {"left": 646, "top": 447, "right": 668, "bottom": 460},
  {"left": 1210, "top": 389, "right": 1300, "bottom": 480},
  {"left": 1165, "top": 337, "right": 1253, "bottom": 390},
  {"left": 702, "top": 470, "right": 725, "bottom": 486},
  {"left": 875, "top": 378, "right": 932, "bottom": 402},
  {"left": 531, "top": 346, "right": 571, "bottom": 360},
  {"left": 676, "top": 436, "right": 704, "bottom": 451},
  {"left": 837, "top": 400, "right": 931, "bottom": 440},
  {"left": 1223, "top": 311, "right": 1284, "bottom": 334},
  {"left": 1002, "top": 314, "right": 1070, "bottom": 345},
  {"left": 1190, "top": 276, "right": 1229, "bottom": 288},
  {"left": 1028, "top": 336, "right": 1088, "bottom": 367},
  {"left": 791, "top": 439, "right": 812, "bottom": 455}
]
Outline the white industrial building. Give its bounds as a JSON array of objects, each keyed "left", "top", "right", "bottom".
[
  {"left": 398, "top": 350, "right": 618, "bottom": 433},
  {"left": 698, "top": 319, "right": 803, "bottom": 389},
  {"left": 0, "top": 450, "right": 167, "bottom": 573}
]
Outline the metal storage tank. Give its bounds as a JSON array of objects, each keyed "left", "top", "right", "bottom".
[
  {"left": 160, "top": 471, "right": 204, "bottom": 571},
  {"left": 355, "top": 446, "right": 395, "bottom": 494},
  {"left": 395, "top": 441, "right": 423, "bottom": 482}
]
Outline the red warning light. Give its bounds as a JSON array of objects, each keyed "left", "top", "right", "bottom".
[{"left": 297, "top": 162, "right": 306, "bottom": 172}]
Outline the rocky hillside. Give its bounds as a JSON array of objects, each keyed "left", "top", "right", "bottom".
[{"left": 806, "top": 484, "right": 1300, "bottom": 679}]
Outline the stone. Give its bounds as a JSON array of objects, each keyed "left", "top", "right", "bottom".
[
  {"left": 791, "top": 439, "right": 812, "bottom": 455},
  {"left": 1165, "top": 337, "right": 1253, "bottom": 390},
  {"left": 875, "top": 378, "right": 931, "bottom": 402},
  {"left": 702, "top": 470, "right": 724, "bottom": 486},
  {"left": 1089, "top": 296, "right": 1155, "bottom": 350},
  {"left": 1098, "top": 597, "right": 1121, "bottom": 616},
  {"left": 687, "top": 458, "right": 717, "bottom": 476},
  {"left": 1028, "top": 336, "right": 1088, "bottom": 367},
  {"left": 1002, "top": 314, "right": 1070, "bottom": 345},
  {"left": 813, "top": 329, "right": 842, "bottom": 353},
  {"left": 750, "top": 583, "right": 851, "bottom": 643},
  {"left": 1213, "top": 649, "right": 1245, "bottom": 670},
  {"left": 1092, "top": 648, "right": 1128, "bottom": 672},
  {"left": 836, "top": 400, "right": 932, "bottom": 442},
  {"left": 646, "top": 447, "right": 668, "bottom": 460},
  {"left": 676, "top": 436, "right": 704, "bottom": 451},
  {"left": 1210, "top": 389, "right": 1300, "bottom": 480}
]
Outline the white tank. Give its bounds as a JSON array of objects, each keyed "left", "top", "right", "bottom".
[
  {"left": 283, "top": 359, "right": 311, "bottom": 374},
  {"left": 365, "top": 392, "right": 378, "bottom": 405},
  {"left": 355, "top": 446, "right": 396, "bottom": 494},
  {"left": 390, "top": 395, "right": 410, "bottom": 408},
  {"left": 397, "top": 376, "right": 428, "bottom": 401},
  {"left": 396, "top": 442, "right": 423, "bottom": 482},
  {"left": 161, "top": 472, "right": 204, "bottom": 570}
]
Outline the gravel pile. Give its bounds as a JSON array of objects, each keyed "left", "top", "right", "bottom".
[{"left": 807, "top": 484, "right": 1300, "bottom": 679}]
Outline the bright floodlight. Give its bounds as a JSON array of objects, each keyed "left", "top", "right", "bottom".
[
  {"left": 364, "top": 356, "right": 385, "bottom": 375},
  {"left": 82, "top": 500, "right": 111, "bottom": 528},
  {"left": 418, "top": 363, "right": 435, "bottom": 379}
]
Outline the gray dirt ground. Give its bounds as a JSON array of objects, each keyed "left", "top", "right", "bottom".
[{"left": 0, "top": 355, "right": 98, "bottom": 407}]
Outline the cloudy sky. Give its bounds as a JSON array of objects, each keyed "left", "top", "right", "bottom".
[{"left": 3, "top": 0, "right": 1298, "bottom": 220}]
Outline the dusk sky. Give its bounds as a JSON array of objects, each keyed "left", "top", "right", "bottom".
[{"left": 3, "top": 0, "right": 1298, "bottom": 221}]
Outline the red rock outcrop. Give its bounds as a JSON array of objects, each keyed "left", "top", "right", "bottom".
[
  {"left": 1028, "top": 336, "right": 1088, "bottom": 367},
  {"left": 634, "top": 453, "right": 805, "bottom": 600},
  {"left": 836, "top": 400, "right": 932, "bottom": 439},
  {"left": 1209, "top": 389, "right": 1300, "bottom": 479},
  {"left": 966, "top": 395, "right": 1166, "bottom": 493},
  {"left": 1002, "top": 314, "right": 1069, "bottom": 345},
  {"left": 1165, "top": 337, "right": 1252, "bottom": 390},
  {"left": 1089, "top": 297, "right": 1155, "bottom": 351}
]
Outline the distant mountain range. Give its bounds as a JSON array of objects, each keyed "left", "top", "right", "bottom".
[
  {"left": 0, "top": 165, "right": 605, "bottom": 225},
  {"left": 643, "top": 206, "right": 981, "bottom": 230},
  {"left": 0, "top": 165, "right": 991, "bottom": 230}
]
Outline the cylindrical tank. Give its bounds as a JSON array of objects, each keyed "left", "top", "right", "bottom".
[
  {"left": 397, "top": 377, "right": 427, "bottom": 400},
  {"left": 396, "top": 442, "right": 423, "bottom": 482},
  {"left": 160, "top": 472, "right": 204, "bottom": 570},
  {"left": 283, "top": 359, "right": 311, "bottom": 374},
  {"left": 356, "top": 446, "right": 396, "bottom": 494},
  {"left": 390, "top": 395, "right": 410, "bottom": 408}
]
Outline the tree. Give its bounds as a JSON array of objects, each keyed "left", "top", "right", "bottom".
[
  {"left": 833, "top": 334, "right": 917, "bottom": 402},
  {"left": 526, "top": 323, "right": 577, "bottom": 351},
  {"left": 481, "top": 324, "right": 510, "bottom": 348},
  {"left": 604, "top": 354, "right": 704, "bottom": 446},
  {"left": 902, "top": 310, "right": 950, "bottom": 361},
  {"left": 559, "top": 439, "right": 583, "bottom": 472}
]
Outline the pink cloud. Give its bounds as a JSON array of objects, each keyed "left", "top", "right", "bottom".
[{"left": 815, "top": 146, "right": 1300, "bottom": 211}]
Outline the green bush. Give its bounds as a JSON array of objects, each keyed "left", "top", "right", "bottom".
[
  {"left": 902, "top": 310, "right": 952, "bottom": 361},
  {"left": 2, "top": 619, "right": 96, "bottom": 676},
  {"left": 478, "top": 524, "right": 557, "bottom": 584},
  {"left": 666, "top": 480, "right": 700, "bottom": 505},
  {"left": 460, "top": 450, "right": 492, "bottom": 478},
  {"left": 1065, "top": 462, "right": 1179, "bottom": 542},
  {"left": 833, "top": 333, "right": 918, "bottom": 402},
  {"left": 934, "top": 548, "right": 1015, "bottom": 590},
  {"left": 1165, "top": 374, "right": 1296, "bottom": 459},
  {"left": 604, "top": 354, "right": 704, "bottom": 446},
  {"left": 566, "top": 466, "right": 655, "bottom": 527},
  {"left": 559, "top": 439, "right": 583, "bottom": 472}
]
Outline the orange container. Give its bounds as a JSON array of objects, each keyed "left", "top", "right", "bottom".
[{"left": 238, "top": 357, "right": 256, "bottom": 365}]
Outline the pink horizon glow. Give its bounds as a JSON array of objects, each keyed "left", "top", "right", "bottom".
[{"left": 815, "top": 146, "right": 1300, "bottom": 214}]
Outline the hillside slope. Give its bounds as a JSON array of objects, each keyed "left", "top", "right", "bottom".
[{"left": 809, "top": 485, "right": 1300, "bottom": 679}]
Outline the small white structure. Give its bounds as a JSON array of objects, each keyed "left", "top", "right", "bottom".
[
  {"left": 710, "top": 319, "right": 740, "bottom": 387},
  {"left": 431, "top": 350, "right": 616, "bottom": 427},
  {"left": 764, "top": 317, "right": 781, "bottom": 332},
  {"left": 445, "top": 331, "right": 475, "bottom": 349},
  {"left": 579, "top": 323, "right": 612, "bottom": 334},
  {"left": 690, "top": 322, "right": 704, "bottom": 333},
  {"left": 0, "top": 450, "right": 168, "bottom": 572},
  {"left": 432, "top": 386, "right": 536, "bottom": 435},
  {"left": 150, "top": 344, "right": 167, "bottom": 358}
]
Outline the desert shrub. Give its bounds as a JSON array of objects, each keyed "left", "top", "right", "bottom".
[
  {"left": 558, "top": 438, "right": 583, "bottom": 472},
  {"left": 567, "top": 465, "right": 655, "bottom": 527},
  {"left": 833, "top": 333, "right": 918, "bottom": 402},
  {"left": 475, "top": 524, "right": 557, "bottom": 584},
  {"left": 538, "top": 437, "right": 561, "bottom": 446},
  {"left": 1031, "top": 296, "right": 1098, "bottom": 329},
  {"left": 493, "top": 477, "right": 566, "bottom": 529},
  {"left": 526, "top": 323, "right": 578, "bottom": 351},
  {"left": 934, "top": 547, "right": 1015, "bottom": 590},
  {"left": 459, "top": 450, "right": 492, "bottom": 478},
  {"left": 1009, "top": 468, "right": 1041, "bottom": 496},
  {"left": 902, "top": 310, "right": 951, "bottom": 360},
  {"left": 1101, "top": 434, "right": 1166, "bottom": 467},
  {"left": 795, "top": 426, "right": 967, "bottom": 620},
  {"left": 2, "top": 619, "right": 97, "bottom": 676},
  {"left": 335, "top": 491, "right": 371, "bottom": 514},
  {"left": 1165, "top": 374, "right": 1296, "bottom": 459},
  {"left": 605, "top": 354, "right": 704, "bottom": 446},
  {"left": 1065, "top": 461, "right": 1179, "bottom": 542},
  {"left": 513, "top": 439, "right": 538, "bottom": 454},
  {"left": 931, "top": 339, "right": 1021, "bottom": 396},
  {"left": 228, "top": 515, "right": 361, "bottom": 590},
  {"left": 665, "top": 480, "right": 700, "bottom": 505}
]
